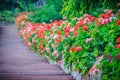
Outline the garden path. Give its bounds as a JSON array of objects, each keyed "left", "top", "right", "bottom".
[{"left": 0, "top": 25, "right": 73, "bottom": 80}]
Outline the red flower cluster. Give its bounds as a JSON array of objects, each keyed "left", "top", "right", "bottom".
[
  {"left": 89, "top": 66, "right": 99, "bottom": 75},
  {"left": 117, "top": 20, "right": 120, "bottom": 26},
  {"left": 64, "top": 25, "right": 71, "bottom": 36},
  {"left": 116, "top": 37, "right": 120, "bottom": 43},
  {"left": 75, "top": 20, "right": 84, "bottom": 29},
  {"left": 116, "top": 44, "right": 120, "bottom": 48},
  {"left": 82, "top": 26, "right": 88, "bottom": 31},
  {"left": 69, "top": 45, "right": 82, "bottom": 52},
  {"left": 15, "top": 12, "right": 29, "bottom": 26},
  {"left": 116, "top": 37, "right": 120, "bottom": 49},
  {"left": 54, "top": 20, "right": 63, "bottom": 26}
]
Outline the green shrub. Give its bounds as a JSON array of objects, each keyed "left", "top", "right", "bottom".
[{"left": 28, "top": 0, "right": 62, "bottom": 23}]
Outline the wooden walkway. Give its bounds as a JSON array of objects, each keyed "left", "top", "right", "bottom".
[{"left": 0, "top": 25, "right": 73, "bottom": 80}]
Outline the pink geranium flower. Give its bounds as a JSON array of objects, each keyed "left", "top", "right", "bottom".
[
  {"left": 86, "top": 38, "right": 92, "bottom": 43},
  {"left": 70, "top": 28, "right": 74, "bottom": 32}
]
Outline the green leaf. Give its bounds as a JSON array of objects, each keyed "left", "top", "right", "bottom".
[
  {"left": 92, "top": 48, "right": 98, "bottom": 57},
  {"left": 36, "top": 38, "right": 41, "bottom": 44}
]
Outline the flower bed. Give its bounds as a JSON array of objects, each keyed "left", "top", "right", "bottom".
[{"left": 16, "top": 9, "right": 120, "bottom": 80}]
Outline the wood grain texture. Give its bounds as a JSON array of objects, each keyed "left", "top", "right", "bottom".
[{"left": 0, "top": 26, "right": 73, "bottom": 80}]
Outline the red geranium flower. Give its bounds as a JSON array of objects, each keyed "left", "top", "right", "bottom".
[
  {"left": 116, "top": 37, "right": 120, "bottom": 43},
  {"left": 74, "top": 31, "right": 78, "bottom": 36},
  {"left": 25, "top": 40, "right": 29, "bottom": 45},
  {"left": 82, "top": 26, "right": 88, "bottom": 31},
  {"left": 57, "top": 29, "right": 61, "bottom": 35},
  {"left": 97, "top": 21, "right": 103, "bottom": 26},
  {"left": 58, "top": 60, "right": 62, "bottom": 65},
  {"left": 117, "top": 43, "right": 120, "bottom": 48},
  {"left": 20, "top": 27, "right": 24, "bottom": 30},
  {"left": 38, "top": 43, "right": 44, "bottom": 51},
  {"left": 75, "top": 47, "right": 82, "bottom": 52},
  {"left": 75, "top": 20, "right": 84, "bottom": 28},
  {"left": 64, "top": 26, "right": 71, "bottom": 36},
  {"left": 117, "top": 20, "right": 120, "bottom": 26},
  {"left": 55, "top": 38, "right": 61, "bottom": 43},
  {"left": 89, "top": 67, "right": 98, "bottom": 75},
  {"left": 69, "top": 46, "right": 82, "bottom": 52},
  {"left": 69, "top": 47, "right": 73, "bottom": 52},
  {"left": 49, "top": 30, "right": 53, "bottom": 34},
  {"left": 46, "top": 24, "right": 51, "bottom": 30}
]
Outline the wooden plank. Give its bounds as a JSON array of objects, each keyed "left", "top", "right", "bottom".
[
  {"left": 0, "top": 74, "right": 73, "bottom": 80},
  {"left": 0, "top": 65, "right": 61, "bottom": 70}
]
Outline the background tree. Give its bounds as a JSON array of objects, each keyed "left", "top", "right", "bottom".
[
  {"left": 28, "top": 0, "right": 62, "bottom": 23},
  {"left": 25, "top": 0, "right": 29, "bottom": 12},
  {"left": 60, "top": 0, "right": 120, "bottom": 20}
]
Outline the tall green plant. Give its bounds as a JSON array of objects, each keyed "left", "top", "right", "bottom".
[
  {"left": 60, "top": 0, "right": 120, "bottom": 20},
  {"left": 60, "top": 0, "right": 79, "bottom": 20}
]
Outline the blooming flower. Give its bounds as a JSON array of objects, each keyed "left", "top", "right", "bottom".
[
  {"left": 64, "top": 25, "right": 71, "bottom": 35},
  {"left": 75, "top": 20, "right": 84, "bottom": 28},
  {"left": 52, "top": 50, "right": 58, "bottom": 56},
  {"left": 97, "top": 21, "right": 103, "bottom": 26},
  {"left": 56, "top": 53, "right": 59, "bottom": 58},
  {"left": 52, "top": 44, "right": 57, "bottom": 48},
  {"left": 84, "top": 14, "right": 89, "bottom": 17},
  {"left": 58, "top": 60, "right": 62, "bottom": 65},
  {"left": 89, "top": 67, "right": 98, "bottom": 75},
  {"left": 57, "top": 29, "right": 61, "bottom": 35},
  {"left": 117, "top": 20, "right": 120, "bottom": 26},
  {"left": 24, "top": 40, "right": 29, "bottom": 45},
  {"left": 86, "top": 38, "right": 92, "bottom": 43},
  {"left": 69, "top": 47, "right": 73, "bottom": 52},
  {"left": 28, "top": 42, "right": 33, "bottom": 46},
  {"left": 74, "top": 47, "right": 82, "bottom": 52},
  {"left": 117, "top": 43, "right": 120, "bottom": 48},
  {"left": 69, "top": 46, "right": 82, "bottom": 52},
  {"left": 74, "top": 31, "right": 78, "bottom": 36},
  {"left": 82, "top": 26, "right": 88, "bottom": 31},
  {"left": 53, "top": 34, "right": 59, "bottom": 39},
  {"left": 116, "top": 37, "right": 120, "bottom": 43},
  {"left": 55, "top": 38, "right": 61, "bottom": 43},
  {"left": 70, "top": 28, "right": 74, "bottom": 32}
]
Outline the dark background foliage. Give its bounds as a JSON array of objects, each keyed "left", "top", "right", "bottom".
[{"left": 0, "top": 0, "right": 120, "bottom": 22}]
